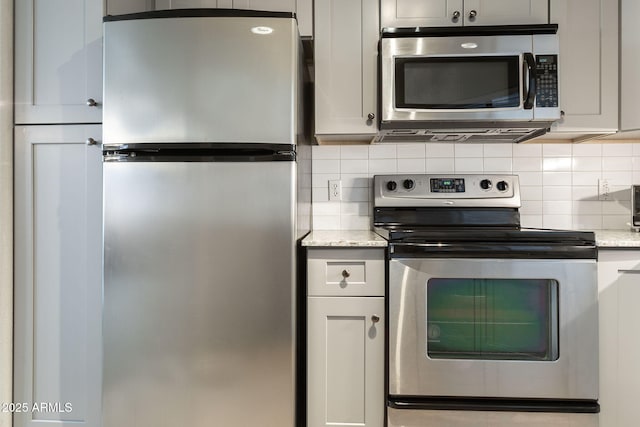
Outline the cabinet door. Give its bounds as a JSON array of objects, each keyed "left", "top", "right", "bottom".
[
  {"left": 14, "top": 0, "right": 102, "bottom": 124},
  {"left": 233, "top": 0, "right": 296, "bottom": 12},
  {"left": 550, "top": 0, "right": 618, "bottom": 134},
  {"left": 617, "top": 267, "right": 640, "bottom": 427},
  {"left": 152, "top": 0, "right": 311, "bottom": 37},
  {"left": 308, "top": 297, "right": 384, "bottom": 427},
  {"left": 314, "top": 0, "right": 379, "bottom": 141},
  {"left": 598, "top": 250, "right": 640, "bottom": 427},
  {"left": 106, "top": 0, "right": 155, "bottom": 14},
  {"left": 14, "top": 125, "right": 103, "bottom": 427},
  {"left": 381, "top": 0, "right": 463, "bottom": 28},
  {"left": 463, "top": 0, "right": 548, "bottom": 26},
  {"left": 155, "top": 0, "right": 232, "bottom": 7},
  {"left": 155, "top": 0, "right": 297, "bottom": 12},
  {"left": 620, "top": 0, "right": 640, "bottom": 131}
]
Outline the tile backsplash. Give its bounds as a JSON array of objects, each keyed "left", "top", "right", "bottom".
[{"left": 311, "top": 142, "right": 640, "bottom": 231}]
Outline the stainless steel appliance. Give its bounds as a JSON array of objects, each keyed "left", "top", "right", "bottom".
[
  {"left": 378, "top": 26, "right": 560, "bottom": 143},
  {"left": 102, "top": 10, "right": 310, "bottom": 427},
  {"left": 374, "top": 174, "right": 599, "bottom": 427}
]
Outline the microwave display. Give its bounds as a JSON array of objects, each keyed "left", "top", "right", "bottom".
[{"left": 395, "top": 56, "right": 520, "bottom": 109}]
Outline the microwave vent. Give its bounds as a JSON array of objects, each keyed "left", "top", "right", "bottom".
[{"left": 375, "top": 126, "right": 548, "bottom": 143}]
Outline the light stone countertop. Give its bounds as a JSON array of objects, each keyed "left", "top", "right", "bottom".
[
  {"left": 595, "top": 230, "right": 640, "bottom": 248},
  {"left": 301, "top": 230, "right": 640, "bottom": 249},
  {"left": 301, "top": 230, "right": 388, "bottom": 247}
]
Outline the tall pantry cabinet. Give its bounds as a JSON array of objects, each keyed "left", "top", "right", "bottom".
[{"left": 13, "top": 1, "right": 103, "bottom": 427}]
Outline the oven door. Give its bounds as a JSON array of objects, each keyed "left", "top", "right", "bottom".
[
  {"left": 389, "top": 257, "right": 598, "bottom": 401},
  {"left": 381, "top": 35, "right": 536, "bottom": 124}
]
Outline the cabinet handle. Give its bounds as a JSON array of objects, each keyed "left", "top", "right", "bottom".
[
  {"left": 618, "top": 270, "right": 640, "bottom": 274},
  {"left": 367, "top": 113, "right": 375, "bottom": 120},
  {"left": 341, "top": 269, "right": 350, "bottom": 279},
  {"left": 371, "top": 315, "right": 380, "bottom": 323},
  {"left": 452, "top": 10, "right": 461, "bottom": 20},
  {"left": 86, "top": 137, "right": 98, "bottom": 146},
  {"left": 86, "top": 98, "right": 99, "bottom": 107},
  {"left": 468, "top": 9, "right": 477, "bottom": 19}
]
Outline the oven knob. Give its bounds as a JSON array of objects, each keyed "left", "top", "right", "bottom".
[
  {"left": 403, "top": 179, "right": 415, "bottom": 190},
  {"left": 386, "top": 181, "right": 397, "bottom": 191},
  {"left": 480, "top": 179, "right": 492, "bottom": 190},
  {"left": 497, "top": 181, "right": 509, "bottom": 192}
]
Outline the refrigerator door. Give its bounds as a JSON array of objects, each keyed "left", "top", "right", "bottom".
[
  {"left": 103, "top": 158, "right": 296, "bottom": 427},
  {"left": 103, "top": 11, "right": 299, "bottom": 145}
]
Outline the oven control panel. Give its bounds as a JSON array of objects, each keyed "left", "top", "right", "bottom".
[
  {"left": 374, "top": 174, "right": 521, "bottom": 208},
  {"left": 430, "top": 178, "right": 466, "bottom": 193}
]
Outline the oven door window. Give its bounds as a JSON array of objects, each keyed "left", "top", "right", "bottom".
[
  {"left": 426, "top": 278, "right": 559, "bottom": 361},
  {"left": 395, "top": 56, "right": 521, "bottom": 109}
]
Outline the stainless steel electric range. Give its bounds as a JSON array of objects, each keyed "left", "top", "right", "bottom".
[{"left": 373, "top": 174, "right": 599, "bottom": 427}]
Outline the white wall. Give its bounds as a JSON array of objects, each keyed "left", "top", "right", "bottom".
[
  {"left": 0, "top": 0, "right": 13, "bottom": 425},
  {"left": 312, "top": 142, "right": 640, "bottom": 231}
]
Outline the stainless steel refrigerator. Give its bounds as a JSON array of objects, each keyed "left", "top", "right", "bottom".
[{"left": 102, "top": 10, "right": 310, "bottom": 427}]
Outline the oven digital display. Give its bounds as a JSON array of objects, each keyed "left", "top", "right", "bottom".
[{"left": 430, "top": 178, "right": 465, "bottom": 193}]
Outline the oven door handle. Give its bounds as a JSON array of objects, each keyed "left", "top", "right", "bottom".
[
  {"left": 523, "top": 52, "right": 536, "bottom": 110},
  {"left": 389, "top": 241, "right": 597, "bottom": 259}
]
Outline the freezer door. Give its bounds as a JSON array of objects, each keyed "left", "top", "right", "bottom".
[
  {"left": 103, "top": 161, "right": 296, "bottom": 427},
  {"left": 103, "top": 13, "right": 299, "bottom": 144}
]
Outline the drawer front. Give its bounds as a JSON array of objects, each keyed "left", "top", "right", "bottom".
[{"left": 307, "top": 248, "right": 385, "bottom": 296}]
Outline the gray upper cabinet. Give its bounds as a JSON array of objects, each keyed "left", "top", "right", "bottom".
[
  {"left": 381, "top": 0, "right": 548, "bottom": 28},
  {"left": 156, "top": 0, "right": 293, "bottom": 10},
  {"left": 314, "top": 0, "right": 379, "bottom": 143},
  {"left": 14, "top": 0, "right": 103, "bottom": 124},
  {"left": 546, "top": 0, "right": 618, "bottom": 137},
  {"left": 620, "top": 0, "right": 640, "bottom": 132},
  {"left": 153, "top": 0, "right": 312, "bottom": 37},
  {"left": 105, "top": 0, "right": 156, "bottom": 15}
]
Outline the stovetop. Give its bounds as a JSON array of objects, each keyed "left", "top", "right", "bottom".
[{"left": 373, "top": 174, "right": 596, "bottom": 258}]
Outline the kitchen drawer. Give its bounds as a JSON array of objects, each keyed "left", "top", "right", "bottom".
[{"left": 307, "top": 248, "right": 385, "bottom": 296}]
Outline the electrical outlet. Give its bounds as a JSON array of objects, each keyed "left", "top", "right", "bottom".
[
  {"left": 329, "top": 180, "right": 342, "bottom": 201},
  {"left": 599, "top": 179, "right": 612, "bottom": 201}
]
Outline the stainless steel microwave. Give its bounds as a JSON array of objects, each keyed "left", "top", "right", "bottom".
[{"left": 378, "top": 25, "right": 561, "bottom": 143}]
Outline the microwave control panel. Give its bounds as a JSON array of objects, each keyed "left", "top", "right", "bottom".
[{"left": 535, "top": 55, "right": 558, "bottom": 108}]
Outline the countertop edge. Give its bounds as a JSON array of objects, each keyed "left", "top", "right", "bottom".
[
  {"left": 301, "top": 230, "right": 388, "bottom": 248},
  {"left": 595, "top": 230, "right": 640, "bottom": 248},
  {"left": 302, "top": 230, "right": 640, "bottom": 249}
]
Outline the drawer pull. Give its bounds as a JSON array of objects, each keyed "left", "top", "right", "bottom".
[
  {"left": 341, "top": 270, "right": 350, "bottom": 279},
  {"left": 618, "top": 269, "right": 640, "bottom": 274},
  {"left": 371, "top": 315, "right": 380, "bottom": 323}
]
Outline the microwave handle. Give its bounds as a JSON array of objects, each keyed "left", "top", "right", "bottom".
[{"left": 523, "top": 53, "right": 536, "bottom": 110}]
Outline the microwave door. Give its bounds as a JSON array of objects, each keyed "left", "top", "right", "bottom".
[
  {"left": 385, "top": 55, "right": 535, "bottom": 123},
  {"left": 380, "top": 35, "right": 538, "bottom": 124}
]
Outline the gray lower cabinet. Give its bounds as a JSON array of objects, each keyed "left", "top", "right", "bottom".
[
  {"left": 13, "top": 125, "right": 103, "bottom": 427},
  {"left": 598, "top": 250, "right": 640, "bottom": 427},
  {"left": 307, "top": 248, "right": 385, "bottom": 427}
]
